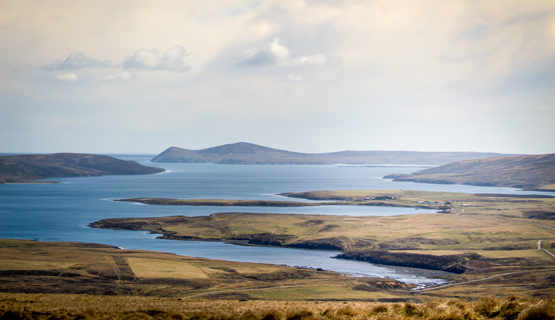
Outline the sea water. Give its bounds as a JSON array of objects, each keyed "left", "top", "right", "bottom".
[{"left": 1, "top": 154, "right": 552, "bottom": 286}]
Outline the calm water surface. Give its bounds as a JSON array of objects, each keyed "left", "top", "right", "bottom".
[{"left": 2, "top": 155, "right": 553, "bottom": 287}]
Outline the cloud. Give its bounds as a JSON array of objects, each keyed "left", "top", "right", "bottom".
[
  {"left": 44, "top": 52, "right": 112, "bottom": 70},
  {"left": 2, "top": 1, "right": 555, "bottom": 154},
  {"left": 103, "top": 72, "right": 135, "bottom": 82},
  {"left": 436, "top": 51, "right": 483, "bottom": 62},
  {"left": 123, "top": 46, "right": 191, "bottom": 72},
  {"left": 43, "top": 46, "right": 190, "bottom": 81},
  {"left": 56, "top": 73, "right": 78, "bottom": 81},
  {"left": 237, "top": 38, "right": 325, "bottom": 67},
  {"left": 286, "top": 73, "right": 305, "bottom": 82}
]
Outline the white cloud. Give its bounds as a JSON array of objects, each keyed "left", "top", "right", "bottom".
[
  {"left": 56, "top": 73, "right": 78, "bottom": 81},
  {"left": 293, "top": 54, "right": 326, "bottom": 65},
  {"left": 103, "top": 72, "right": 135, "bottom": 82},
  {"left": 286, "top": 73, "right": 305, "bottom": 82},
  {"left": 44, "top": 52, "right": 112, "bottom": 70},
  {"left": 43, "top": 46, "right": 190, "bottom": 81},
  {"left": 436, "top": 51, "right": 483, "bottom": 62},
  {"left": 237, "top": 38, "right": 325, "bottom": 67},
  {"left": 123, "top": 46, "right": 191, "bottom": 72}
]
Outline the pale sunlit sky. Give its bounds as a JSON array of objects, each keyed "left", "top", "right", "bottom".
[{"left": 1, "top": 1, "right": 554, "bottom": 154}]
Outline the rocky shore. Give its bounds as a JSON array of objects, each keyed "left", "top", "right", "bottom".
[{"left": 336, "top": 250, "right": 470, "bottom": 274}]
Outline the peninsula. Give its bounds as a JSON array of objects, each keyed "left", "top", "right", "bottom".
[
  {"left": 384, "top": 153, "right": 555, "bottom": 191},
  {"left": 0, "top": 153, "right": 165, "bottom": 184},
  {"left": 151, "top": 142, "right": 515, "bottom": 165},
  {"left": 93, "top": 190, "right": 555, "bottom": 277}
]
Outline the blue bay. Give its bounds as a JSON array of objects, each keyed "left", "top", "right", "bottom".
[{"left": 2, "top": 155, "right": 553, "bottom": 287}]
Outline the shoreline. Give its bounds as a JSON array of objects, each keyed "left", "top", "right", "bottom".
[
  {"left": 91, "top": 189, "right": 555, "bottom": 280},
  {"left": 87, "top": 210, "right": 463, "bottom": 275},
  {"left": 2, "top": 180, "right": 59, "bottom": 185},
  {"left": 115, "top": 197, "right": 446, "bottom": 210}
]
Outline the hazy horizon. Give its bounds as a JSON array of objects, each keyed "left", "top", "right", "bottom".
[
  {"left": 0, "top": 142, "right": 528, "bottom": 157},
  {"left": 1, "top": 1, "right": 554, "bottom": 155}
]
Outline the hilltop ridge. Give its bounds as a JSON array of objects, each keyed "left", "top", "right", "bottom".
[
  {"left": 385, "top": 153, "right": 555, "bottom": 191},
  {"left": 151, "top": 142, "right": 516, "bottom": 165}
]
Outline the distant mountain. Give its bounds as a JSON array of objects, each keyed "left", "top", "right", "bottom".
[
  {"left": 151, "top": 142, "right": 516, "bottom": 165},
  {"left": 384, "top": 153, "right": 555, "bottom": 191},
  {"left": 0, "top": 153, "right": 165, "bottom": 184}
]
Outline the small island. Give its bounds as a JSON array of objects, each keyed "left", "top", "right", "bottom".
[
  {"left": 151, "top": 142, "right": 515, "bottom": 165},
  {"left": 116, "top": 192, "right": 450, "bottom": 210},
  {"left": 0, "top": 153, "right": 165, "bottom": 184}
]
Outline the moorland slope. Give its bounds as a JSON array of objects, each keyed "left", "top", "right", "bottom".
[
  {"left": 151, "top": 142, "right": 514, "bottom": 165},
  {"left": 0, "top": 153, "right": 165, "bottom": 184},
  {"left": 0, "top": 239, "right": 412, "bottom": 301},
  {"left": 384, "top": 153, "right": 555, "bottom": 191}
]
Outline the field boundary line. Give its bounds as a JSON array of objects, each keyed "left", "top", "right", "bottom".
[
  {"left": 182, "top": 282, "right": 339, "bottom": 299},
  {"left": 530, "top": 223, "right": 555, "bottom": 232}
]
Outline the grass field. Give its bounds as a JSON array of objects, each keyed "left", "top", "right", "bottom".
[
  {"left": 91, "top": 209, "right": 555, "bottom": 255},
  {"left": 2, "top": 237, "right": 553, "bottom": 302},
  {"left": 1, "top": 292, "right": 554, "bottom": 319},
  {"left": 392, "top": 249, "right": 550, "bottom": 260},
  {"left": 127, "top": 258, "right": 210, "bottom": 279},
  {"left": 0, "top": 239, "right": 415, "bottom": 301},
  {"left": 88, "top": 190, "right": 555, "bottom": 300},
  {"left": 537, "top": 184, "right": 555, "bottom": 191}
]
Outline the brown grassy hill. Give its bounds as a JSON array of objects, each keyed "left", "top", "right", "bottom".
[
  {"left": 0, "top": 153, "right": 165, "bottom": 184},
  {"left": 151, "top": 142, "right": 515, "bottom": 165},
  {"left": 385, "top": 153, "right": 555, "bottom": 191}
]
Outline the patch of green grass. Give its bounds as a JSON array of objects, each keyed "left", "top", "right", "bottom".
[
  {"left": 0, "top": 260, "right": 74, "bottom": 270},
  {"left": 127, "top": 258, "right": 209, "bottom": 279}
]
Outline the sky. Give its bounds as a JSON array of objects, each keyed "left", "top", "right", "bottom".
[{"left": 1, "top": 1, "right": 554, "bottom": 155}]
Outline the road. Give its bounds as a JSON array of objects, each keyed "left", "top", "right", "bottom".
[
  {"left": 537, "top": 239, "right": 555, "bottom": 259},
  {"left": 182, "top": 283, "right": 329, "bottom": 299},
  {"left": 543, "top": 248, "right": 555, "bottom": 259},
  {"left": 414, "top": 238, "right": 555, "bottom": 294},
  {"left": 412, "top": 268, "right": 555, "bottom": 293}
]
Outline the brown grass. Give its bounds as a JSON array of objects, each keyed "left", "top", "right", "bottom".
[
  {"left": 91, "top": 211, "right": 555, "bottom": 252},
  {"left": 0, "top": 293, "right": 553, "bottom": 320},
  {"left": 0, "top": 239, "right": 416, "bottom": 301},
  {"left": 93, "top": 190, "right": 555, "bottom": 256}
]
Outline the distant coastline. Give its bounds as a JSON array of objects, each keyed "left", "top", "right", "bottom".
[
  {"left": 384, "top": 153, "right": 555, "bottom": 191},
  {"left": 151, "top": 142, "right": 517, "bottom": 165}
]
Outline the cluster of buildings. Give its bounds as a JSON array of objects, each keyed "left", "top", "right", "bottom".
[
  {"left": 417, "top": 200, "right": 449, "bottom": 205},
  {"left": 417, "top": 200, "right": 472, "bottom": 207}
]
